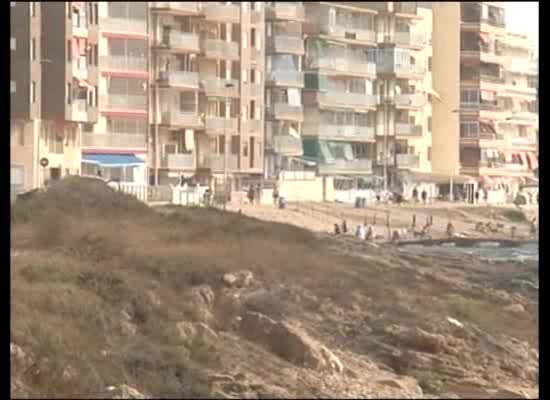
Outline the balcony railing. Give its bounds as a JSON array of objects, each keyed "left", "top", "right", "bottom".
[
  {"left": 99, "top": 17, "right": 147, "bottom": 35},
  {"left": 395, "top": 123, "right": 423, "bottom": 137},
  {"left": 101, "top": 95, "right": 147, "bottom": 111},
  {"left": 266, "top": 70, "right": 304, "bottom": 87},
  {"left": 318, "top": 92, "right": 377, "bottom": 109},
  {"left": 266, "top": 2, "right": 305, "bottom": 21},
  {"left": 393, "top": 32, "right": 426, "bottom": 47},
  {"left": 100, "top": 56, "right": 147, "bottom": 72},
  {"left": 396, "top": 154, "right": 420, "bottom": 168},
  {"left": 394, "top": 94, "right": 427, "bottom": 108},
  {"left": 198, "top": 154, "right": 239, "bottom": 170},
  {"left": 161, "top": 111, "right": 202, "bottom": 127},
  {"left": 273, "top": 135, "right": 303, "bottom": 155},
  {"left": 310, "top": 57, "right": 376, "bottom": 76},
  {"left": 159, "top": 70, "right": 199, "bottom": 88},
  {"left": 269, "top": 103, "right": 304, "bottom": 122},
  {"left": 377, "top": 62, "right": 426, "bottom": 77},
  {"left": 394, "top": 2, "right": 418, "bottom": 15},
  {"left": 324, "top": 25, "right": 376, "bottom": 43},
  {"left": 267, "top": 35, "right": 305, "bottom": 55},
  {"left": 242, "top": 119, "right": 262, "bottom": 133},
  {"left": 203, "top": 3, "right": 240, "bottom": 24},
  {"left": 243, "top": 83, "right": 263, "bottom": 98},
  {"left": 158, "top": 31, "right": 200, "bottom": 52},
  {"left": 201, "top": 39, "right": 240, "bottom": 60},
  {"left": 200, "top": 78, "right": 239, "bottom": 98},
  {"left": 82, "top": 133, "right": 147, "bottom": 149},
  {"left": 304, "top": 124, "right": 375, "bottom": 141},
  {"left": 151, "top": 2, "right": 202, "bottom": 14},
  {"left": 318, "top": 159, "right": 372, "bottom": 174},
  {"left": 510, "top": 137, "right": 537, "bottom": 147},
  {"left": 71, "top": 99, "right": 89, "bottom": 121},
  {"left": 161, "top": 153, "right": 195, "bottom": 169},
  {"left": 480, "top": 74, "right": 504, "bottom": 84},
  {"left": 204, "top": 117, "right": 239, "bottom": 133}
]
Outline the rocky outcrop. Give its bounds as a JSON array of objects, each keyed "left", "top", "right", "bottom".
[
  {"left": 106, "top": 384, "right": 150, "bottom": 399},
  {"left": 223, "top": 271, "right": 254, "bottom": 289},
  {"left": 177, "top": 321, "right": 218, "bottom": 347},
  {"left": 185, "top": 285, "right": 216, "bottom": 323}
]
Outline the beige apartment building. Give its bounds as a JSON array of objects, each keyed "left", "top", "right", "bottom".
[
  {"left": 432, "top": 2, "right": 538, "bottom": 198},
  {"left": 11, "top": 2, "right": 99, "bottom": 196}
]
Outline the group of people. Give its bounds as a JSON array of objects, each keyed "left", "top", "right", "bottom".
[
  {"left": 411, "top": 187, "right": 429, "bottom": 204},
  {"left": 247, "top": 184, "right": 262, "bottom": 205},
  {"left": 334, "top": 220, "right": 376, "bottom": 241}
]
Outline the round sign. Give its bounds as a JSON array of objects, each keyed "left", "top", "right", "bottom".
[{"left": 40, "top": 158, "right": 49, "bottom": 168}]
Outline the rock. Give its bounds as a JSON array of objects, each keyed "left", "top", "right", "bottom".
[
  {"left": 62, "top": 365, "right": 77, "bottom": 382},
  {"left": 10, "top": 343, "right": 30, "bottom": 372},
  {"left": 320, "top": 346, "right": 344, "bottom": 373},
  {"left": 376, "top": 377, "right": 423, "bottom": 397},
  {"left": 504, "top": 303, "right": 525, "bottom": 314},
  {"left": 190, "top": 285, "right": 216, "bottom": 308},
  {"left": 240, "top": 311, "right": 277, "bottom": 343},
  {"left": 185, "top": 285, "right": 216, "bottom": 323},
  {"left": 177, "top": 321, "right": 218, "bottom": 347},
  {"left": 120, "top": 320, "right": 138, "bottom": 337},
  {"left": 106, "top": 384, "right": 150, "bottom": 399},
  {"left": 223, "top": 271, "right": 254, "bottom": 288},
  {"left": 146, "top": 290, "right": 161, "bottom": 307}
]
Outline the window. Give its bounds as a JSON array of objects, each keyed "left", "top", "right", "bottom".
[
  {"left": 428, "top": 57, "right": 432, "bottom": 72},
  {"left": 249, "top": 100, "right": 255, "bottom": 119},
  {"left": 11, "top": 80, "right": 16, "bottom": 94},
  {"left": 253, "top": 2, "right": 262, "bottom": 11},
  {"left": 10, "top": 38, "right": 16, "bottom": 51},
  {"left": 67, "top": 40, "right": 72, "bottom": 61},
  {"left": 231, "top": 136, "right": 240, "bottom": 154},
  {"left": 460, "top": 89, "right": 480, "bottom": 107},
  {"left": 107, "top": 118, "right": 147, "bottom": 135},
  {"left": 94, "top": 4, "right": 98, "bottom": 24},
  {"left": 242, "top": 2, "right": 249, "bottom": 12},
  {"left": 218, "top": 136, "right": 225, "bottom": 154},
  {"left": 427, "top": 117, "right": 432, "bottom": 132},
  {"left": 67, "top": 2, "right": 71, "bottom": 18},
  {"left": 11, "top": 166, "right": 24, "bottom": 187},
  {"left": 243, "top": 142, "right": 249, "bottom": 157},
  {"left": 460, "top": 122, "right": 479, "bottom": 138},
  {"left": 427, "top": 147, "right": 432, "bottom": 162},
  {"left": 31, "top": 38, "right": 36, "bottom": 61},
  {"left": 242, "top": 68, "right": 248, "bottom": 83},
  {"left": 30, "top": 2, "right": 35, "bottom": 17},
  {"left": 251, "top": 28, "right": 256, "bottom": 48},
  {"left": 94, "top": 85, "right": 98, "bottom": 106},
  {"left": 67, "top": 82, "right": 72, "bottom": 104},
  {"left": 30, "top": 81, "right": 36, "bottom": 103}
]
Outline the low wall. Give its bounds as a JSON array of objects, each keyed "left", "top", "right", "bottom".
[{"left": 278, "top": 176, "right": 334, "bottom": 203}]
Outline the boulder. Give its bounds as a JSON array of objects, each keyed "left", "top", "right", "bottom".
[
  {"left": 185, "top": 285, "right": 216, "bottom": 323},
  {"left": 177, "top": 321, "right": 218, "bottom": 347},
  {"left": 504, "top": 303, "right": 525, "bottom": 314},
  {"left": 106, "top": 385, "right": 150, "bottom": 399},
  {"left": 10, "top": 343, "right": 30, "bottom": 372},
  {"left": 120, "top": 320, "right": 138, "bottom": 337},
  {"left": 223, "top": 271, "right": 254, "bottom": 288},
  {"left": 240, "top": 311, "right": 277, "bottom": 343},
  {"left": 376, "top": 377, "right": 423, "bottom": 397}
]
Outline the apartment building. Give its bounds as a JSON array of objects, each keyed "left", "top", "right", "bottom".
[
  {"left": 264, "top": 2, "right": 306, "bottom": 178},
  {"left": 11, "top": 2, "right": 99, "bottom": 194},
  {"left": 149, "top": 1, "right": 266, "bottom": 187},
  {"left": 11, "top": 1, "right": 41, "bottom": 195},
  {"left": 432, "top": 2, "right": 538, "bottom": 196},
  {"left": 82, "top": 2, "right": 149, "bottom": 185}
]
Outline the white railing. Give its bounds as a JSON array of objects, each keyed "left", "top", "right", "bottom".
[
  {"left": 99, "top": 17, "right": 147, "bottom": 35},
  {"left": 393, "top": 32, "right": 426, "bottom": 47},
  {"left": 305, "top": 124, "right": 375, "bottom": 140},
  {"left": 100, "top": 56, "right": 147, "bottom": 72},
  {"left": 205, "top": 117, "right": 239, "bottom": 132},
  {"left": 160, "top": 70, "right": 199, "bottom": 87},
  {"left": 268, "top": 35, "right": 305, "bottom": 54},
  {"left": 396, "top": 154, "right": 420, "bottom": 168},
  {"left": 162, "top": 111, "right": 201, "bottom": 127},
  {"left": 394, "top": 94, "right": 427, "bottom": 108},
  {"left": 395, "top": 123, "right": 423, "bottom": 137},
  {"left": 165, "top": 31, "right": 200, "bottom": 51},
  {"left": 267, "top": 2, "right": 305, "bottom": 20},
  {"left": 271, "top": 103, "right": 304, "bottom": 121},
  {"left": 101, "top": 95, "right": 147, "bottom": 111},
  {"left": 203, "top": 3, "right": 241, "bottom": 23},
  {"left": 327, "top": 25, "right": 376, "bottom": 42},
  {"left": 312, "top": 57, "right": 376, "bottom": 76},
  {"left": 319, "top": 92, "right": 377, "bottom": 108},
  {"left": 200, "top": 78, "right": 239, "bottom": 97},
  {"left": 82, "top": 133, "right": 147, "bottom": 149},
  {"left": 266, "top": 70, "right": 304, "bottom": 87}
]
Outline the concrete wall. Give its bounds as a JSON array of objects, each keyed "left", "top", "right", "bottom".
[
  {"left": 11, "top": 120, "right": 39, "bottom": 191},
  {"left": 278, "top": 176, "right": 334, "bottom": 203},
  {"left": 431, "top": 2, "right": 461, "bottom": 175}
]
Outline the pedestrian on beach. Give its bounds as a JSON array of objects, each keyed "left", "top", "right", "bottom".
[
  {"left": 421, "top": 189, "right": 427, "bottom": 205},
  {"left": 255, "top": 184, "right": 262, "bottom": 205},
  {"left": 342, "top": 220, "right": 348, "bottom": 234},
  {"left": 474, "top": 190, "right": 480, "bottom": 204},
  {"left": 272, "top": 186, "right": 279, "bottom": 206},
  {"left": 334, "top": 224, "right": 341, "bottom": 235},
  {"left": 247, "top": 186, "right": 255, "bottom": 205}
]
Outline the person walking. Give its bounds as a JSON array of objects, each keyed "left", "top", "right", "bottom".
[
  {"left": 272, "top": 186, "right": 279, "bottom": 207},
  {"left": 474, "top": 190, "right": 480, "bottom": 205},
  {"left": 247, "top": 185, "right": 255, "bottom": 205},
  {"left": 412, "top": 187, "right": 419, "bottom": 203},
  {"left": 342, "top": 220, "right": 348, "bottom": 234},
  {"left": 421, "top": 189, "right": 427, "bottom": 205}
]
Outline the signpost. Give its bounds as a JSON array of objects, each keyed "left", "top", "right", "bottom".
[{"left": 39, "top": 158, "right": 49, "bottom": 187}]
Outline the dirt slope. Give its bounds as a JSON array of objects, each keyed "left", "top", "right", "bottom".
[{"left": 11, "top": 178, "right": 538, "bottom": 399}]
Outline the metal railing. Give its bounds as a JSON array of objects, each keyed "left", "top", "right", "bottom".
[
  {"left": 266, "top": 70, "right": 304, "bottom": 87},
  {"left": 100, "top": 95, "right": 147, "bottom": 111},
  {"left": 200, "top": 78, "right": 239, "bottom": 97},
  {"left": 82, "top": 133, "right": 147, "bottom": 148},
  {"left": 161, "top": 153, "right": 195, "bottom": 169},
  {"left": 159, "top": 31, "right": 200, "bottom": 52},
  {"left": 201, "top": 39, "right": 240, "bottom": 60},
  {"left": 161, "top": 111, "right": 202, "bottom": 127},
  {"left": 270, "top": 103, "right": 304, "bottom": 121},
  {"left": 310, "top": 57, "right": 376, "bottom": 76},
  {"left": 100, "top": 56, "right": 147, "bottom": 72},
  {"left": 99, "top": 17, "right": 147, "bottom": 35}
]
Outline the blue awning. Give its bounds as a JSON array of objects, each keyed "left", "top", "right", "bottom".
[{"left": 82, "top": 154, "right": 144, "bottom": 167}]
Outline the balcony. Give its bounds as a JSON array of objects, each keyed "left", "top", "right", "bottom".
[
  {"left": 198, "top": 154, "right": 239, "bottom": 170},
  {"left": 317, "top": 92, "right": 377, "bottom": 109},
  {"left": 203, "top": 3, "right": 240, "bottom": 24},
  {"left": 394, "top": 2, "right": 418, "bottom": 15},
  {"left": 396, "top": 154, "right": 420, "bottom": 168},
  {"left": 161, "top": 111, "right": 202, "bottom": 127},
  {"left": 204, "top": 117, "right": 239, "bottom": 134},
  {"left": 72, "top": 24, "right": 89, "bottom": 38},
  {"left": 394, "top": 94, "right": 427, "bottom": 109},
  {"left": 161, "top": 153, "right": 195, "bottom": 170},
  {"left": 100, "top": 56, "right": 147, "bottom": 73},
  {"left": 309, "top": 57, "right": 376, "bottom": 77},
  {"left": 395, "top": 123, "right": 423, "bottom": 137},
  {"left": 318, "top": 159, "right": 373, "bottom": 174},
  {"left": 266, "top": 70, "right": 304, "bottom": 88},
  {"left": 303, "top": 123, "right": 375, "bottom": 141},
  {"left": 82, "top": 133, "right": 147, "bottom": 149},
  {"left": 480, "top": 74, "right": 504, "bottom": 84},
  {"left": 72, "top": 64, "right": 88, "bottom": 81},
  {"left": 158, "top": 70, "right": 199, "bottom": 89},
  {"left": 267, "top": 35, "right": 305, "bottom": 55},
  {"left": 200, "top": 78, "right": 239, "bottom": 98},
  {"left": 392, "top": 32, "right": 427, "bottom": 48},
  {"left": 321, "top": 24, "right": 376, "bottom": 44},
  {"left": 242, "top": 83, "right": 263, "bottom": 98},
  {"left": 156, "top": 31, "right": 200, "bottom": 53},
  {"left": 99, "top": 18, "right": 147, "bottom": 36},
  {"left": 377, "top": 62, "right": 425, "bottom": 78},
  {"left": 460, "top": 132, "right": 504, "bottom": 147},
  {"left": 266, "top": 2, "right": 305, "bottom": 21},
  {"left": 242, "top": 119, "right": 263, "bottom": 133},
  {"left": 272, "top": 135, "right": 303, "bottom": 156},
  {"left": 100, "top": 95, "right": 147, "bottom": 111},
  {"left": 151, "top": 2, "right": 202, "bottom": 15},
  {"left": 269, "top": 103, "right": 304, "bottom": 122},
  {"left": 70, "top": 99, "right": 89, "bottom": 122},
  {"left": 201, "top": 39, "right": 240, "bottom": 61}
]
